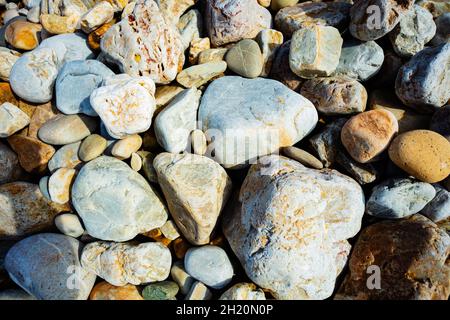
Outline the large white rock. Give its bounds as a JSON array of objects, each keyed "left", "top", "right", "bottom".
[
  {"left": 223, "top": 155, "right": 365, "bottom": 300},
  {"left": 154, "top": 88, "right": 201, "bottom": 153},
  {"left": 154, "top": 152, "right": 232, "bottom": 245},
  {"left": 198, "top": 76, "right": 318, "bottom": 168},
  {"left": 71, "top": 156, "right": 168, "bottom": 242},
  {"left": 100, "top": 0, "right": 184, "bottom": 84},
  {"left": 81, "top": 241, "right": 171, "bottom": 286},
  {"left": 90, "top": 75, "right": 156, "bottom": 139}
]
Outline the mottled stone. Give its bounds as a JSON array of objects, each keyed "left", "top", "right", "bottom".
[
  {"left": 81, "top": 241, "right": 171, "bottom": 286},
  {"left": 90, "top": 282, "right": 143, "bottom": 300},
  {"left": 40, "top": 14, "right": 78, "bottom": 34},
  {"left": 48, "top": 141, "right": 82, "bottom": 172},
  {"left": 142, "top": 281, "right": 179, "bottom": 300},
  {"left": 78, "top": 134, "right": 107, "bottom": 162},
  {"left": 220, "top": 283, "right": 266, "bottom": 300},
  {"left": 7, "top": 135, "right": 55, "bottom": 173},
  {"left": 188, "top": 37, "right": 210, "bottom": 65},
  {"left": 176, "top": 61, "right": 227, "bottom": 88},
  {"left": 55, "top": 213, "right": 85, "bottom": 238},
  {"left": 0, "top": 102, "right": 30, "bottom": 138},
  {"left": 80, "top": 1, "right": 114, "bottom": 33},
  {"left": 38, "top": 114, "right": 97, "bottom": 145},
  {"left": 5, "top": 20, "right": 41, "bottom": 50},
  {"left": 27, "top": 103, "right": 59, "bottom": 139},
  {"left": 417, "top": 0, "right": 450, "bottom": 18},
  {"left": 87, "top": 20, "right": 115, "bottom": 51},
  {"left": 0, "top": 47, "right": 20, "bottom": 81},
  {"left": 154, "top": 152, "right": 232, "bottom": 245},
  {"left": 5, "top": 233, "right": 96, "bottom": 300},
  {"left": 72, "top": 156, "right": 168, "bottom": 242}
]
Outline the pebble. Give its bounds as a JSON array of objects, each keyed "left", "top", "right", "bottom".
[
  {"left": 421, "top": 184, "right": 450, "bottom": 222},
  {"left": 38, "top": 114, "right": 97, "bottom": 145},
  {"left": 72, "top": 156, "right": 168, "bottom": 241},
  {"left": 366, "top": 178, "right": 436, "bottom": 219},
  {"left": 55, "top": 60, "right": 114, "bottom": 116},
  {"left": 388, "top": 130, "right": 450, "bottom": 183},
  {"left": 90, "top": 282, "right": 143, "bottom": 300},
  {"left": 336, "top": 215, "right": 450, "bottom": 300},
  {"left": 349, "top": 0, "right": 414, "bottom": 41},
  {"left": 223, "top": 155, "right": 364, "bottom": 299},
  {"left": 142, "top": 281, "right": 179, "bottom": 300},
  {"left": 275, "top": 2, "right": 351, "bottom": 38},
  {"left": 78, "top": 134, "right": 107, "bottom": 162},
  {"left": 155, "top": 88, "right": 201, "bottom": 153},
  {"left": 54, "top": 213, "right": 85, "bottom": 238},
  {"left": 256, "top": 29, "right": 284, "bottom": 77},
  {"left": 289, "top": 25, "right": 343, "bottom": 79},
  {"left": 7, "top": 135, "right": 55, "bottom": 173},
  {"left": 80, "top": 1, "right": 114, "bottom": 33},
  {"left": 335, "top": 149, "right": 378, "bottom": 185},
  {"left": 48, "top": 141, "right": 82, "bottom": 172},
  {"left": 226, "top": 39, "right": 263, "bottom": 79},
  {"left": 130, "top": 152, "right": 142, "bottom": 171},
  {"left": 341, "top": 109, "right": 399, "bottom": 163},
  {"left": 176, "top": 61, "right": 227, "bottom": 88},
  {"left": 39, "top": 33, "right": 95, "bottom": 63},
  {"left": 395, "top": 43, "right": 450, "bottom": 111},
  {"left": 0, "top": 47, "right": 20, "bottom": 81},
  {"left": 90, "top": 75, "right": 156, "bottom": 139},
  {"left": 0, "top": 182, "right": 69, "bottom": 239},
  {"left": 271, "top": 0, "right": 299, "bottom": 11},
  {"left": 160, "top": 220, "right": 180, "bottom": 241},
  {"left": 185, "top": 281, "right": 212, "bottom": 300},
  {"left": 188, "top": 37, "right": 210, "bottom": 65},
  {"left": 87, "top": 20, "right": 114, "bottom": 51},
  {"left": 269, "top": 40, "right": 303, "bottom": 91},
  {"left": 171, "top": 261, "right": 195, "bottom": 295},
  {"left": 139, "top": 151, "right": 158, "bottom": 183},
  {"left": 198, "top": 76, "right": 318, "bottom": 168},
  {"left": 38, "top": 176, "right": 51, "bottom": 200},
  {"left": 155, "top": 85, "right": 185, "bottom": 110},
  {"left": 389, "top": 5, "right": 436, "bottom": 58},
  {"left": 5, "top": 19, "right": 41, "bottom": 50},
  {"left": 220, "top": 283, "right": 266, "bottom": 300},
  {"left": 0, "top": 102, "right": 30, "bottom": 138},
  {"left": 177, "top": 9, "right": 202, "bottom": 50},
  {"left": 81, "top": 241, "right": 171, "bottom": 286},
  {"left": 431, "top": 13, "right": 450, "bottom": 46},
  {"left": 198, "top": 48, "right": 228, "bottom": 65},
  {"left": 205, "top": 0, "right": 271, "bottom": 47},
  {"left": 40, "top": 14, "right": 78, "bottom": 34},
  {"left": 154, "top": 152, "right": 232, "bottom": 245},
  {"left": 100, "top": 0, "right": 184, "bottom": 84},
  {"left": 301, "top": 76, "right": 367, "bottom": 115},
  {"left": 48, "top": 168, "right": 77, "bottom": 204},
  {"left": 191, "top": 129, "right": 207, "bottom": 156},
  {"left": 184, "top": 246, "right": 233, "bottom": 290},
  {"left": 0, "top": 82, "right": 18, "bottom": 105},
  {"left": 111, "top": 134, "right": 142, "bottom": 160},
  {"left": 281, "top": 146, "right": 323, "bottom": 169},
  {"left": 5, "top": 233, "right": 96, "bottom": 300},
  {"left": 430, "top": 105, "right": 450, "bottom": 141},
  {"left": 335, "top": 39, "right": 384, "bottom": 81},
  {"left": 0, "top": 142, "right": 22, "bottom": 184}
]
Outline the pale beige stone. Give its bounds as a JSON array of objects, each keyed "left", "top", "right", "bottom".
[
  {"left": 80, "top": 1, "right": 115, "bottom": 33},
  {"left": 185, "top": 281, "right": 212, "bottom": 300},
  {"left": 177, "top": 61, "right": 227, "bottom": 88},
  {"left": 111, "top": 134, "right": 143, "bottom": 160},
  {"left": 48, "top": 168, "right": 77, "bottom": 204},
  {"left": 0, "top": 48, "right": 20, "bottom": 81},
  {"left": 198, "top": 48, "right": 228, "bottom": 65},
  {"left": 170, "top": 261, "right": 195, "bottom": 295},
  {"left": 256, "top": 29, "right": 284, "bottom": 77},
  {"left": 160, "top": 220, "right": 180, "bottom": 240},
  {"left": 189, "top": 37, "right": 210, "bottom": 65},
  {"left": 0, "top": 102, "right": 30, "bottom": 138},
  {"left": 191, "top": 129, "right": 207, "bottom": 156},
  {"left": 40, "top": 14, "right": 78, "bottom": 34}
]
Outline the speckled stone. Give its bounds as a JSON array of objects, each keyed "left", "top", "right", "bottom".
[{"left": 142, "top": 281, "right": 179, "bottom": 300}]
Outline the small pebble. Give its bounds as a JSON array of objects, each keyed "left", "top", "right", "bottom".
[
  {"left": 185, "top": 281, "right": 212, "bottom": 300},
  {"left": 160, "top": 220, "right": 180, "bottom": 241},
  {"left": 38, "top": 114, "right": 98, "bottom": 145},
  {"left": 191, "top": 129, "right": 207, "bottom": 156},
  {"left": 0, "top": 102, "right": 30, "bottom": 138},
  {"left": 111, "top": 134, "right": 143, "bottom": 160},
  {"left": 220, "top": 283, "right": 266, "bottom": 300},
  {"left": 5, "top": 19, "right": 41, "bottom": 50},
  {"left": 171, "top": 261, "right": 195, "bottom": 295},
  {"left": 54, "top": 213, "right": 85, "bottom": 238},
  {"left": 281, "top": 146, "right": 323, "bottom": 169},
  {"left": 421, "top": 184, "right": 450, "bottom": 222},
  {"left": 48, "top": 141, "right": 83, "bottom": 172},
  {"left": 176, "top": 61, "right": 227, "bottom": 88},
  {"left": 48, "top": 168, "right": 77, "bottom": 204},
  {"left": 90, "top": 282, "right": 143, "bottom": 300},
  {"left": 79, "top": 134, "right": 108, "bottom": 162},
  {"left": 130, "top": 152, "right": 142, "bottom": 171}
]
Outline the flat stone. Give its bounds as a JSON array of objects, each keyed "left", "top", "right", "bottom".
[
  {"left": 78, "top": 134, "right": 107, "bottom": 162},
  {"left": 5, "top": 233, "right": 96, "bottom": 300},
  {"left": 430, "top": 105, "right": 450, "bottom": 141},
  {"left": 367, "top": 178, "right": 436, "bottom": 219},
  {"left": 7, "top": 135, "right": 55, "bottom": 173},
  {"left": 155, "top": 88, "right": 201, "bottom": 153},
  {"left": 184, "top": 245, "right": 233, "bottom": 290},
  {"left": 220, "top": 283, "right": 266, "bottom": 300},
  {"left": 38, "top": 114, "right": 97, "bottom": 145},
  {"left": 100, "top": 0, "right": 184, "bottom": 84},
  {"left": 72, "top": 156, "right": 168, "bottom": 241},
  {"left": 198, "top": 76, "right": 318, "bottom": 168},
  {"left": 90, "top": 282, "right": 143, "bottom": 300},
  {"left": 154, "top": 152, "right": 232, "bottom": 245},
  {"left": 269, "top": 40, "right": 303, "bottom": 91},
  {"left": 170, "top": 260, "right": 195, "bottom": 295},
  {"left": 256, "top": 29, "right": 283, "bottom": 77},
  {"left": 421, "top": 184, "right": 450, "bottom": 222},
  {"left": 389, "top": 5, "right": 436, "bottom": 58},
  {"left": 388, "top": 130, "right": 450, "bottom": 183},
  {"left": 336, "top": 215, "right": 450, "bottom": 300},
  {"left": 81, "top": 241, "right": 171, "bottom": 286},
  {"left": 0, "top": 47, "right": 20, "bottom": 81},
  {"left": 289, "top": 25, "right": 342, "bottom": 79},
  {"left": 0, "top": 182, "right": 69, "bottom": 239},
  {"left": 111, "top": 134, "right": 142, "bottom": 160},
  {"left": 223, "top": 155, "right": 364, "bottom": 299},
  {"left": 55, "top": 60, "right": 114, "bottom": 116},
  {"left": 55, "top": 213, "right": 85, "bottom": 238},
  {"left": 48, "top": 168, "right": 77, "bottom": 204},
  {"left": 281, "top": 146, "right": 323, "bottom": 169},
  {"left": 335, "top": 39, "right": 384, "bottom": 81},
  {"left": 80, "top": 1, "right": 114, "bottom": 33},
  {"left": 142, "top": 281, "right": 179, "bottom": 300},
  {"left": 48, "top": 141, "right": 82, "bottom": 172},
  {"left": 5, "top": 20, "right": 41, "bottom": 50},
  {"left": 90, "top": 75, "right": 156, "bottom": 139},
  {"left": 205, "top": 0, "right": 272, "bottom": 47},
  {"left": 198, "top": 48, "right": 228, "bottom": 65},
  {"left": 0, "top": 142, "right": 22, "bottom": 184},
  {"left": 341, "top": 110, "right": 399, "bottom": 163},
  {"left": 350, "top": 0, "right": 414, "bottom": 41},
  {"left": 395, "top": 43, "right": 450, "bottom": 111},
  {"left": 0, "top": 102, "right": 30, "bottom": 138},
  {"left": 301, "top": 76, "right": 367, "bottom": 115},
  {"left": 176, "top": 61, "right": 227, "bottom": 88}
]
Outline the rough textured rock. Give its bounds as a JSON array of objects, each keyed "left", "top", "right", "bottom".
[
  {"left": 219, "top": 283, "right": 266, "bottom": 300},
  {"left": 154, "top": 88, "right": 201, "bottom": 154},
  {"left": 341, "top": 110, "right": 399, "bottom": 163},
  {"left": 388, "top": 130, "right": 450, "bottom": 183},
  {"left": 256, "top": 29, "right": 283, "bottom": 77},
  {"left": 349, "top": 0, "right": 415, "bottom": 41},
  {"left": 38, "top": 114, "right": 97, "bottom": 145},
  {"left": 90, "top": 75, "right": 156, "bottom": 139},
  {"left": 176, "top": 61, "right": 227, "bottom": 88},
  {"left": 48, "top": 141, "right": 82, "bottom": 172},
  {"left": 269, "top": 40, "right": 303, "bottom": 91},
  {"left": 389, "top": 5, "right": 436, "bottom": 58},
  {"left": 0, "top": 182, "right": 69, "bottom": 239},
  {"left": 366, "top": 178, "right": 436, "bottom": 219},
  {"left": 154, "top": 152, "right": 232, "bottom": 245},
  {"left": 177, "top": 8, "right": 203, "bottom": 50},
  {"left": 5, "top": 233, "right": 96, "bottom": 300},
  {"left": 0, "top": 102, "right": 30, "bottom": 138},
  {"left": 300, "top": 76, "right": 367, "bottom": 115},
  {"left": 0, "top": 142, "right": 22, "bottom": 184},
  {"left": 81, "top": 241, "right": 171, "bottom": 286},
  {"left": 100, "top": 0, "right": 184, "bottom": 84},
  {"left": 198, "top": 48, "right": 228, "bottom": 65},
  {"left": 158, "top": 0, "right": 196, "bottom": 26},
  {"left": 395, "top": 43, "right": 450, "bottom": 111},
  {"left": 289, "top": 25, "right": 342, "bottom": 79},
  {"left": 226, "top": 39, "right": 263, "bottom": 79},
  {"left": 421, "top": 184, "right": 450, "bottom": 222},
  {"left": 72, "top": 156, "right": 168, "bottom": 242},
  {"left": 90, "top": 282, "right": 144, "bottom": 300},
  {"left": 0, "top": 47, "right": 20, "bottom": 81},
  {"left": 198, "top": 76, "right": 318, "bottom": 168},
  {"left": 223, "top": 155, "right": 365, "bottom": 299},
  {"left": 7, "top": 135, "right": 55, "bottom": 173},
  {"left": 205, "top": 0, "right": 272, "bottom": 47},
  {"left": 336, "top": 215, "right": 450, "bottom": 300},
  {"left": 275, "top": 2, "right": 351, "bottom": 38}
]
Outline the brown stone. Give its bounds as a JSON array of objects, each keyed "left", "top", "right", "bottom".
[
  {"left": 336, "top": 215, "right": 450, "bottom": 300},
  {"left": 27, "top": 103, "right": 59, "bottom": 139},
  {"left": 87, "top": 21, "right": 115, "bottom": 51},
  {"left": 269, "top": 40, "right": 303, "bottom": 91},
  {"left": 0, "top": 83, "right": 19, "bottom": 106},
  {"left": 7, "top": 135, "right": 55, "bottom": 173},
  {"left": 90, "top": 281, "right": 143, "bottom": 300}
]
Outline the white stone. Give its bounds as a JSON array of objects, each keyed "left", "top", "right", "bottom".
[
  {"left": 0, "top": 102, "right": 30, "bottom": 138},
  {"left": 55, "top": 213, "right": 85, "bottom": 238},
  {"left": 48, "top": 168, "right": 76, "bottom": 204},
  {"left": 80, "top": 1, "right": 114, "bottom": 33}
]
